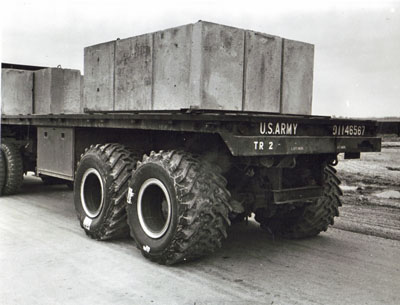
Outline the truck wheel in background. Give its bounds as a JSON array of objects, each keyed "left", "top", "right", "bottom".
[
  {"left": 0, "top": 151, "right": 6, "bottom": 195},
  {"left": 256, "top": 165, "right": 342, "bottom": 239},
  {"left": 1, "top": 143, "right": 24, "bottom": 195},
  {"left": 74, "top": 143, "right": 138, "bottom": 240},
  {"left": 126, "top": 150, "right": 232, "bottom": 265}
]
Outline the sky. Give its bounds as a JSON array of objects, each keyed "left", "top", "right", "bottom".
[{"left": 1, "top": 0, "right": 399, "bottom": 118}]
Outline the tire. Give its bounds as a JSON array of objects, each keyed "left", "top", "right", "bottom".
[
  {"left": 126, "top": 150, "right": 232, "bottom": 265},
  {"left": 1, "top": 143, "right": 23, "bottom": 195},
  {"left": 256, "top": 165, "right": 342, "bottom": 239},
  {"left": 0, "top": 150, "right": 6, "bottom": 195},
  {"left": 74, "top": 143, "right": 137, "bottom": 240}
]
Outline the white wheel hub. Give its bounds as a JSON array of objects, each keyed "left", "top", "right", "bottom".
[
  {"left": 137, "top": 178, "right": 172, "bottom": 239},
  {"left": 80, "top": 168, "right": 104, "bottom": 218}
]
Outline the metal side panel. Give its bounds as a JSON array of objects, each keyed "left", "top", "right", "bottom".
[
  {"left": 37, "top": 127, "right": 75, "bottom": 180},
  {"left": 220, "top": 134, "right": 381, "bottom": 156}
]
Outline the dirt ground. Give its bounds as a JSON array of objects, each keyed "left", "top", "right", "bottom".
[
  {"left": 335, "top": 136, "right": 400, "bottom": 241},
  {"left": 1, "top": 138, "right": 400, "bottom": 305}
]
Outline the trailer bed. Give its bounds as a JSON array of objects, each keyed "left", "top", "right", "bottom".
[{"left": 1, "top": 109, "right": 381, "bottom": 157}]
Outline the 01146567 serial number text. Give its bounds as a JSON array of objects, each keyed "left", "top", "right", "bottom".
[{"left": 332, "top": 125, "right": 365, "bottom": 136}]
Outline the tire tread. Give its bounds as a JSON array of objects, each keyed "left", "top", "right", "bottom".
[
  {"left": 128, "top": 150, "right": 232, "bottom": 265},
  {"left": 76, "top": 143, "right": 138, "bottom": 240},
  {"left": 1, "top": 143, "right": 23, "bottom": 195}
]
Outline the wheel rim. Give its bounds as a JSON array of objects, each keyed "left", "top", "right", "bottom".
[
  {"left": 80, "top": 168, "right": 104, "bottom": 218},
  {"left": 137, "top": 178, "right": 172, "bottom": 239}
]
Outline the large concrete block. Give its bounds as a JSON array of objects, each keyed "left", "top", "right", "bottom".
[
  {"left": 80, "top": 75, "right": 84, "bottom": 112},
  {"left": 83, "top": 40, "right": 115, "bottom": 111},
  {"left": 1, "top": 69, "right": 33, "bottom": 115},
  {"left": 152, "top": 25, "right": 193, "bottom": 110},
  {"left": 34, "top": 68, "right": 81, "bottom": 114},
  {"left": 281, "top": 39, "right": 314, "bottom": 115},
  {"left": 115, "top": 34, "right": 153, "bottom": 110},
  {"left": 83, "top": 21, "right": 314, "bottom": 114},
  {"left": 244, "top": 31, "right": 282, "bottom": 112},
  {"left": 199, "top": 22, "right": 244, "bottom": 110},
  {"left": 62, "top": 69, "right": 81, "bottom": 113}
]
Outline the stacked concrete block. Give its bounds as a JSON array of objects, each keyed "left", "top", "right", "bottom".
[
  {"left": 34, "top": 68, "right": 81, "bottom": 114},
  {"left": 190, "top": 22, "right": 244, "bottom": 110},
  {"left": 281, "top": 39, "right": 314, "bottom": 115},
  {"left": 83, "top": 21, "right": 314, "bottom": 115},
  {"left": 115, "top": 34, "right": 153, "bottom": 110},
  {"left": 152, "top": 24, "right": 194, "bottom": 110},
  {"left": 1, "top": 69, "right": 34, "bottom": 115},
  {"left": 80, "top": 75, "right": 84, "bottom": 110},
  {"left": 244, "top": 31, "right": 282, "bottom": 112},
  {"left": 84, "top": 41, "right": 115, "bottom": 111}
]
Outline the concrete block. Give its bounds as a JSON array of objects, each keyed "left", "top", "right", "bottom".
[
  {"left": 83, "top": 21, "right": 314, "bottom": 114},
  {"left": 83, "top": 40, "right": 115, "bottom": 111},
  {"left": 62, "top": 69, "right": 81, "bottom": 113},
  {"left": 152, "top": 25, "right": 192, "bottom": 110},
  {"left": 80, "top": 75, "right": 84, "bottom": 112},
  {"left": 34, "top": 68, "right": 57, "bottom": 114},
  {"left": 112, "top": 21, "right": 244, "bottom": 111},
  {"left": 281, "top": 39, "right": 314, "bottom": 115},
  {"left": 199, "top": 22, "right": 244, "bottom": 110},
  {"left": 115, "top": 34, "right": 153, "bottom": 110},
  {"left": 34, "top": 68, "right": 81, "bottom": 114},
  {"left": 1, "top": 69, "right": 33, "bottom": 115},
  {"left": 244, "top": 31, "right": 282, "bottom": 112}
]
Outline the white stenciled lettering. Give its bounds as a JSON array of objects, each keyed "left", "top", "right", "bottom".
[
  {"left": 286, "top": 124, "right": 292, "bottom": 134},
  {"left": 259, "top": 122, "right": 299, "bottom": 135},
  {"left": 254, "top": 141, "right": 265, "bottom": 150},
  {"left": 268, "top": 123, "right": 273, "bottom": 134},
  {"left": 275, "top": 124, "right": 280, "bottom": 134},
  {"left": 293, "top": 123, "right": 298, "bottom": 135},
  {"left": 280, "top": 123, "right": 286, "bottom": 134},
  {"left": 260, "top": 123, "right": 266, "bottom": 135}
]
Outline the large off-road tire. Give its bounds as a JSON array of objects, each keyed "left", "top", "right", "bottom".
[
  {"left": 0, "top": 150, "right": 6, "bottom": 195},
  {"left": 74, "top": 143, "right": 137, "bottom": 240},
  {"left": 126, "top": 150, "right": 232, "bottom": 265},
  {"left": 256, "top": 165, "right": 342, "bottom": 239},
  {"left": 1, "top": 143, "right": 23, "bottom": 195}
]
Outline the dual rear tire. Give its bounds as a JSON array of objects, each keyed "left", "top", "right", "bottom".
[
  {"left": 74, "top": 144, "right": 341, "bottom": 263},
  {"left": 74, "top": 147, "right": 232, "bottom": 264}
]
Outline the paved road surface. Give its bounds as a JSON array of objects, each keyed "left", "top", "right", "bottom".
[{"left": 1, "top": 175, "right": 399, "bottom": 305}]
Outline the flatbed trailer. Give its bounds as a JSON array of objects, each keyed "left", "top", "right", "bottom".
[
  {"left": 0, "top": 109, "right": 381, "bottom": 264},
  {"left": 1, "top": 109, "right": 380, "bottom": 159},
  {"left": 0, "top": 21, "right": 383, "bottom": 264}
]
